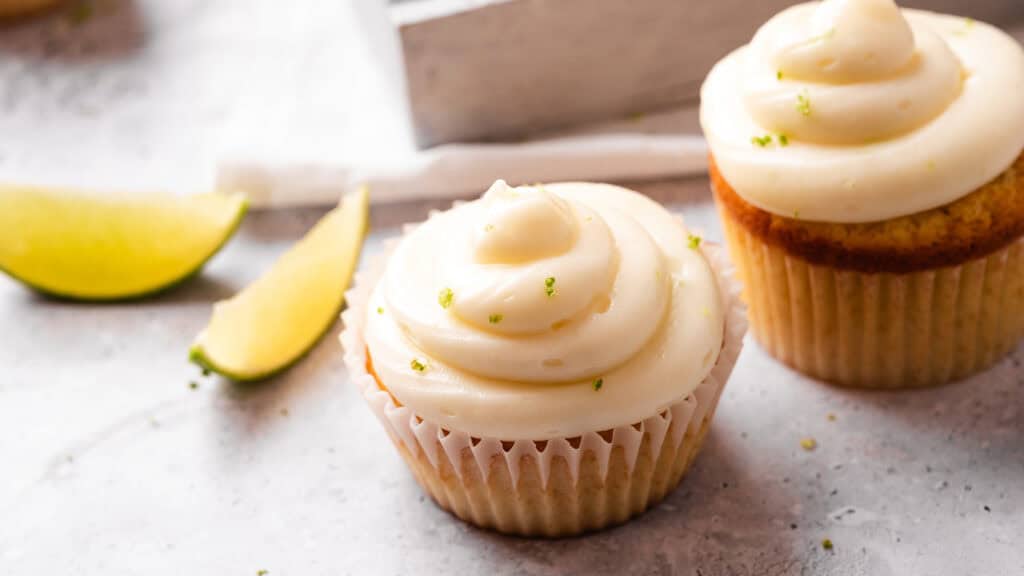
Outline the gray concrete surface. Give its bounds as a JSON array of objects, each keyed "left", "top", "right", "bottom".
[{"left": 1, "top": 179, "right": 1022, "bottom": 576}]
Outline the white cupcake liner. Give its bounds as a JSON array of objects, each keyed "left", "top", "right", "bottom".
[
  {"left": 719, "top": 203, "right": 1024, "bottom": 387},
  {"left": 340, "top": 223, "right": 746, "bottom": 489}
]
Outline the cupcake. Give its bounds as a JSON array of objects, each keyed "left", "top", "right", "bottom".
[
  {"left": 701, "top": 0, "right": 1024, "bottom": 388},
  {"left": 341, "top": 180, "right": 745, "bottom": 536}
]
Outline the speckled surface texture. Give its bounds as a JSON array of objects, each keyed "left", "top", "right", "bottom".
[
  {"left": 3, "top": 1, "right": 1024, "bottom": 574},
  {"left": 2, "top": 180, "right": 1023, "bottom": 576}
]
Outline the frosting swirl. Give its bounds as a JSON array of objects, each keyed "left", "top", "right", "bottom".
[
  {"left": 364, "top": 181, "right": 725, "bottom": 439},
  {"left": 701, "top": 0, "right": 1024, "bottom": 223}
]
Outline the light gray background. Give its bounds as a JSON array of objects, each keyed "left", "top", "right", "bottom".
[
  {"left": 2, "top": 180, "right": 1022, "bottom": 576},
  {"left": 396, "top": 0, "right": 1024, "bottom": 145},
  {"left": 2, "top": 1, "right": 1023, "bottom": 574}
]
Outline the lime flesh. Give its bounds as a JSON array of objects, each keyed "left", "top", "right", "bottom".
[
  {"left": 190, "top": 187, "right": 369, "bottom": 382},
  {"left": 0, "top": 186, "right": 247, "bottom": 300}
]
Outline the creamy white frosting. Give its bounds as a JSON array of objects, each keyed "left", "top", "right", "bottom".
[
  {"left": 701, "top": 0, "right": 1024, "bottom": 223},
  {"left": 364, "top": 181, "right": 725, "bottom": 440}
]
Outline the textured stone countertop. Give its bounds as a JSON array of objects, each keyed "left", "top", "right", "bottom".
[
  {"left": 2, "top": 179, "right": 1022, "bottom": 576},
  {"left": 3, "top": 1, "right": 1024, "bottom": 574}
]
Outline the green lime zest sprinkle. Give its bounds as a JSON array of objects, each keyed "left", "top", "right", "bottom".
[
  {"left": 488, "top": 314, "right": 503, "bottom": 324},
  {"left": 410, "top": 358, "right": 427, "bottom": 373},
  {"left": 68, "top": 1, "right": 93, "bottom": 25},
  {"left": 544, "top": 276, "right": 556, "bottom": 297},
  {"left": 687, "top": 234, "right": 702, "bottom": 250},
  {"left": 376, "top": 306, "right": 384, "bottom": 315},
  {"left": 776, "top": 70, "right": 784, "bottom": 80},
  {"left": 796, "top": 91, "right": 812, "bottom": 117},
  {"left": 753, "top": 133, "right": 789, "bottom": 148},
  {"left": 811, "top": 27, "right": 836, "bottom": 43},
  {"left": 593, "top": 378, "right": 603, "bottom": 391},
  {"left": 822, "top": 538, "right": 834, "bottom": 551},
  {"left": 188, "top": 381, "right": 199, "bottom": 390},
  {"left": 438, "top": 287, "right": 454, "bottom": 309}
]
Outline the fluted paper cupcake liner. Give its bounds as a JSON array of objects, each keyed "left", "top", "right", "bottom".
[
  {"left": 719, "top": 207, "right": 1024, "bottom": 388},
  {"left": 340, "top": 229, "right": 746, "bottom": 537}
]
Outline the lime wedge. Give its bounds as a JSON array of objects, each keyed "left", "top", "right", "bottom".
[
  {"left": 189, "top": 187, "right": 369, "bottom": 382},
  {"left": 0, "top": 187, "right": 247, "bottom": 300}
]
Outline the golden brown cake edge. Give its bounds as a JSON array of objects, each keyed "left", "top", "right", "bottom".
[{"left": 710, "top": 152, "right": 1024, "bottom": 274}]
